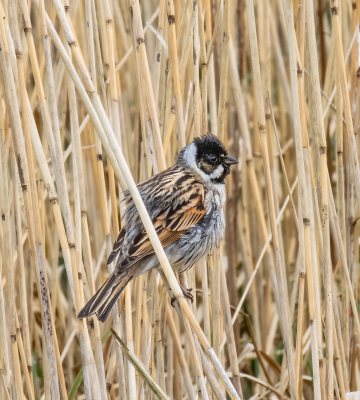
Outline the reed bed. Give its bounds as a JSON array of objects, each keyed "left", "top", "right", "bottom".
[{"left": 0, "top": 0, "right": 359, "bottom": 398}]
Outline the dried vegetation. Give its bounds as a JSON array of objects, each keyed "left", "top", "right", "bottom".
[{"left": 0, "top": 0, "right": 359, "bottom": 398}]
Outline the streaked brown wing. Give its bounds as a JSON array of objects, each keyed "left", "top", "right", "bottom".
[
  {"left": 129, "top": 222, "right": 184, "bottom": 260},
  {"left": 120, "top": 186, "right": 206, "bottom": 269},
  {"left": 107, "top": 165, "right": 181, "bottom": 265},
  {"left": 107, "top": 228, "right": 126, "bottom": 264}
]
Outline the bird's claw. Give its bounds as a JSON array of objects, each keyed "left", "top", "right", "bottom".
[
  {"left": 170, "top": 285, "right": 194, "bottom": 307},
  {"left": 180, "top": 285, "right": 194, "bottom": 303}
]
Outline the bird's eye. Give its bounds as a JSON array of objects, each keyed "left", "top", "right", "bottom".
[{"left": 208, "top": 155, "right": 218, "bottom": 163}]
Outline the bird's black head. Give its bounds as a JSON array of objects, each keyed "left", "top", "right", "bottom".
[{"left": 192, "top": 133, "right": 238, "bottom": 184}]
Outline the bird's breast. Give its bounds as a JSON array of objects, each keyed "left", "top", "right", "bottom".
[
  {"left": 201, "top": 184, "right": 226, "bottom": 246},
  {"left": 204, "top": 183, "right": 226, "bottom": 212}
]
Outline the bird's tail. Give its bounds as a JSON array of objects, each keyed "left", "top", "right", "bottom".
[{"left": 77, "top": 270, "right": 132, "bottom": 323}]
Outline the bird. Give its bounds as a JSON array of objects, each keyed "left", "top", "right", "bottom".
[{"left": 78, "top": 133, "right": 238, "bottom": 322}]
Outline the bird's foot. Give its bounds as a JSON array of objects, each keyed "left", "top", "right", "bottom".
[
  {"left": 170, "top": 285, "right": 194, "bottom": 307},
  {"left": 180, "top": 284, "right": 194, "bottom": 303}
]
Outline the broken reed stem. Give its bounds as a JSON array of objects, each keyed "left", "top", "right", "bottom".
[{"left": 111, "top": 328, "right": 169, "bottom": 400}]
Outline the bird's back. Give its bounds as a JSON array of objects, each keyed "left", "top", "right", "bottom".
[{"left": 112, "top": 164, "right": 206, "bottom": 271}]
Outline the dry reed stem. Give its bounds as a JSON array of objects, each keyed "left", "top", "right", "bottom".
[
  {"left": 229, "top": 38, "right": 279, "bottom": 333},
  {"left": 68, "top": 10, "right": 108, "bottom": 399},
  {"left": 112, "top": 328, "right": 169, "bottom": 400},
  {"left": 245, "top": 0, "right": 298, "bottom": 397},
  {"left": 220, "top": 265, "right": 242, "bottom": 396},
  {"left": 280, "top": 0, "right": 324, "bottom": 395},
  {"left": 224, "top": 176, "right": 298, "bottom": 344},
  {"left": 193, "top": 0, "right": 201, "bottom": 138},
  {"left": 32, "top": 3, "right": 102, "bottom": 396},
  {"left": 166, "top": 303, "right": 197, "bottom": 399},
  {"left": 1, "top": 14, "right": 68, "bottom": 400},
  {"left": 0, "top": 95, "right": 25, "bottom": 400},
  {"left": 304, "top": 0, "right": 337, "bottom": 396},
  {"left": 132, "top": 4, "right": 217, "bottom": 394},
  {"left": 131, "top": 0, "right": 167, "bottom": 169},
  {"left": 331, "top": 0, "right": 360, "bottom": 219},
  {"left": 165, "top": 0, "right": 186, "bottom": 148},
  {"left": 216, "top": 0, "right": 229, "bottom": 141}
]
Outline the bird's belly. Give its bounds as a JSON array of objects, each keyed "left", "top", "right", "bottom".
[{"left": 168, "top": 208, "right": 225, "bottom": 274}]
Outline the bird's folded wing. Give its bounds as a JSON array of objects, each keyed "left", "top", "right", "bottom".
[
  {"left": 108, "top": 183, "right": 206, "bottom": 268},
  {"left": 107, "top": 228, "right": 126, "bottom": 264},
  {"left": 130, "top": 194, "right": 206, "bottom": 259}
]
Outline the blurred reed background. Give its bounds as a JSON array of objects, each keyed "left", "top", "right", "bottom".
[{"left": 0, "top": 0, "right": 359, "bottom": 398}]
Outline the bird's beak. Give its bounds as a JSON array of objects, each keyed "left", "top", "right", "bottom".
[{"left": 223, "top": 156, "right": 239, "bottom": 165}]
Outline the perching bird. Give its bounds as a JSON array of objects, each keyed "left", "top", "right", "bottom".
[{"left": 78, "top": 133, "right": 238, "bottom": 322}]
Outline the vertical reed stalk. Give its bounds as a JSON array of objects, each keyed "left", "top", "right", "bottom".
[
  {"left": 0, "top": 85, "right": 25, "bottom": 400},
  {"left": 280, "top": 0, "right": 323, "bottom": 396},
  {"left": 245, "top": 0, "right": 298, "bottom": 397},
  {"left": 166, "top": 0, "right": 186, "bottom": 148}
]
